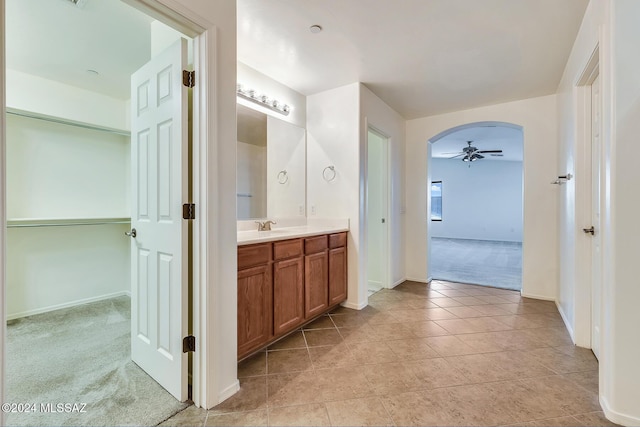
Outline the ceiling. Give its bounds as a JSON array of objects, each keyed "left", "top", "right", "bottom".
[
  {"left": 6, "top": 0, "right": 589, "bottom": 117},
  {"left": 431, "top": 125, "right": 523, "bottom": 162},
  {"left": 238, "top": 0, "right": 589, "bottom": 119},
  {"left": 6, "top": 0, "right": 154, "bottom": 100}
]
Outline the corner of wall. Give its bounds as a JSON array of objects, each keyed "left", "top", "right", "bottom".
[
  {"left": 555, "top": 300, "right": 576, "bottom": 343},
  {"left": 600, "top": 395, "right": 640, "bottom": 427}
]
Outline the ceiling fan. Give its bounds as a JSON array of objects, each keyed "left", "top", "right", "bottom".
[{"left": 446, "top": 141, "right": 503, "bottom": 166}]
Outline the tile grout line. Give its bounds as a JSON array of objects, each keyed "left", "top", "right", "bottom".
[{"left": 225, "top": 282, "right": 592, "bottom": 427}]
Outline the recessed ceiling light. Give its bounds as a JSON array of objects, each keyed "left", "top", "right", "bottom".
[
  {"left": 309, "top": 25, "right": 323, "bottom": 34},
  {"left": 86, "top": 69, "right": 99, "bottom": 76}
]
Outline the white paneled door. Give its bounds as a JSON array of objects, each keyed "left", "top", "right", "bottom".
[{"left": 130, "top": 39, "right": 188, "bottom": 401}]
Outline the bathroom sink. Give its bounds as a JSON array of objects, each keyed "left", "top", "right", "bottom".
[{"left": 262, "top": 229, "right": 292, "bottom": 235}]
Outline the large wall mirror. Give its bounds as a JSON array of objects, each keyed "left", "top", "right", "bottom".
[{"left": 237, "top": 104, "right": 306, "bottom": 220}]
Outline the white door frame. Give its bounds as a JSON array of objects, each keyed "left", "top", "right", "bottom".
[
  {"left": 574, "top": 45, "right": 600, "bottom": 349},
  {"left": 0, "top": 0, "right": 7, "bottom": 417},
  {"left": 364, "top": 124, "right": 391, "bottom": 295},
  {"left": 0, "top": 0, "right": 223, "bottom": 414}
]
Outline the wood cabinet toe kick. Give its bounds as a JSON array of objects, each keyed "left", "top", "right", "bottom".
[{"left": 237, "top": 232, "right": 347, "bottom": 360}]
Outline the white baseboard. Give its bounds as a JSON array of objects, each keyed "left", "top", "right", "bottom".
[
  {"left": 405, "top": 277, "right": 430, "bottom": 284},
  {"left": 555, "top": 301, "right": 575, "bottom": 344},
  {"left": 600, "top": 395, "right": 640, "bottom": 426},
  {"left": 342, "top": 300, "right": 368, "bottom": 310},
  {"left": 6, "top": 290, "right": 130, "bottom": 320},
  {"left": 368, "top": 280, "right": 382, "bottom": 289},
  {"left": 216, "top": 380, "right": 240, "bottom": 406},
  {"left": 520, "top": 291, "right": 555, "bottom": 301},
  {"left": 390, "top": 278, "right": 406, "bottom": 288}
]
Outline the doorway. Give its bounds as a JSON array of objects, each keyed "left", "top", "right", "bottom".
[
  {"left": 589, "top": 73, "right": 602, "bottom": 360},
  {"left": 4, "top": 1, "right": 193, "bottom": 424},
  {"left": 366, "top": 127, "right": 389, "bottom": 295},
  {"left": 572, "top": 46, "right": 602, "bottom": 354},
  {"left": 428, "top": 123, "right": 524, "bottom": 291}
]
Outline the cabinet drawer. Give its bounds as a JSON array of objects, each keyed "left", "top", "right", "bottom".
[
  {"left": 238, "top": 243, "right": 272, "bottom": 269},
  {"left": 329, "top": 232, "right": 347, "bottom": 248},
  {"left": 305, "top": 235, "right": 328, "bottom": 254},
  {"left": 273, "top": 239, "right": 303, "bottom": 261}
]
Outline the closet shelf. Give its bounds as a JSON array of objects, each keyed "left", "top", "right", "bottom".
[{"left": 7, "top": 217, "right": 131, "bottom": 228}]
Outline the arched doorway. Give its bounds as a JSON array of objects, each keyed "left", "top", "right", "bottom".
[{"left": 428, "top": 121, "right": 524, "bottom": 291}]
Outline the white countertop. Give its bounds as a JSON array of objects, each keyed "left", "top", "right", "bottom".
[{"left": 237, "top": 219, "right": 349, "bottom": 245}]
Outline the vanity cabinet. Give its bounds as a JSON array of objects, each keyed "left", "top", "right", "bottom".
[
  {"left": 237, "top": 231, "right": 348, "bottom": 359},
  {"left": 304, "top": 236, "right": 329, "bottom": 318},
  {"left": 328, "top": 232, "right": 348, "bottom": 304},
  {"left": 237, "top": 243, "right": 272, "bottom": 357},
  {"left": 273, "top": 240, "right": 305, "bottom": 335}
]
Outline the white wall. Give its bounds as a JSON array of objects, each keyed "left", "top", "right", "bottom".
[
  {"left": 236, "top": 141, "right": 266, "bottom": 219},
  {"left": 238, "top": 62, "right": 306, "bottom": 128},
  {"left": 406, "top": 95, "right": 558, "bottom": 300},
  {"left": 6, "top": 224, "right": 130, "bottom": 319},
  {"left": 307, "top": 83, "right": 406, "bottom": 308},
  {"left": 556, "top": 0, "right": 607, "bottom": 348},
  {"left": 5, "top": 112, "right": 130, "bottom": 318},
  {"left": 6, "top": 69, "right": 129, "bottom": 131},
  {"left": 307, "top": 83, "right": 362, "bottom": 307},
  {"left": 557, "top": 1, "right": 640, "bottom": 423},
  {"left": 360, "top": 84, "right": 406, "bottom": 289},
  {"left": 266, "top": 116, "right": 306, "bottom": 218},
  {"left": 430, "top": 158, "right": 523, "bottom": 242},
  {"left": 6, "top": 115, "right": 130, "bottom": 219},
  {"left": 602, "top": 1, "right": 640, "bottom": 423}
]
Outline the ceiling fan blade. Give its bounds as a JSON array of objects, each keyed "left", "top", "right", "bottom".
[
  {"left": 441, "top": 152, "right": 464, "bottom": 155},
  {"left": 448, "top": 153, "right": 466, "bottom": 159},
  {"left": 490, "top": 154, "right": 504, "bottom": 157},
  {"left": 474, "top": 154, "right": 485, "bottom": 159},
  {"left": 477, "top": 150, "right": 503, "bottom": 154}
]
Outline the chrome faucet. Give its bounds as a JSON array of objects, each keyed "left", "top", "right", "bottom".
[{"left": 255, "top": 220, "right": 277, "bottom": 231}]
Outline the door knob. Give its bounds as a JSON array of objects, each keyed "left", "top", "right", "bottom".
[
  {"left": 583, "top": 226, "right": 594, "bottom": 235},
  {"left": 125, "top": 228, "right": 137, "bottom": 238}
]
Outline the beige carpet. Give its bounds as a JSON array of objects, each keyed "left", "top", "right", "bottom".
[
  {"left": 6, "top": 296, "right": 189, "bottom": 426},
  {"left": 431, "top": 237, "right": 522, "bottom": 290}
]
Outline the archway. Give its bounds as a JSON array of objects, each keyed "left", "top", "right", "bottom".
[{"left": 427, "top": 121, "right": 524, "bottom": 290}]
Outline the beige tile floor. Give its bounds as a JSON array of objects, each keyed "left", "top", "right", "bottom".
[{"left": 161, "top": 280, "right": 617, "bottom": 427}]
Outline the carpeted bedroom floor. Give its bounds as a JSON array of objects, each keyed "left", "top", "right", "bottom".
[
  {"left": 431, "top": 237, "right": 522, "bottom": 290},
  {"left": 5, "top": 296, "right": 188, "bottom": 426}
]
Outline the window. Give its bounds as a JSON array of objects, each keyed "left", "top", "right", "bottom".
[{"left": 431, "top": 181, "right": 442, "bottom": 221}]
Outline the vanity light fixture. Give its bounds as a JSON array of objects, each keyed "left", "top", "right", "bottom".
[{"left": 236, "top": 84, "right": 291, "bottom": 116}]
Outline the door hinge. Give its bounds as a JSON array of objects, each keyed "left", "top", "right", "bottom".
[
  {"left": 183, "top": 203, "right": 196, "bottom": 220},
  {"left": 183, "top": 335, "right": 196, "bottom": 353},
  {"left": 182, "top": 70, "right": 195, "bottom": 88}
]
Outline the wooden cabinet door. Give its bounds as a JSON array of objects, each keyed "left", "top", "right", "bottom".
[
  {"left": 328, "top": 247, "right": 347, "bottom": 305},
  {"left": 273, "top": 257, "right": 305, "bottom": 335},
  {"left": 305, "top": 251, "right": 329, "bottom": 318},
  {"left": 238, "top": 264, "right": 272, "bottom": 358}
]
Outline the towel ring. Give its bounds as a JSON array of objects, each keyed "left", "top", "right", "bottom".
[
  {"left": 322, "top": 166, "right": 336, "bottom": 182},
  {"left": 277, "top": 170, "right": 288, "bottom": 184}
]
